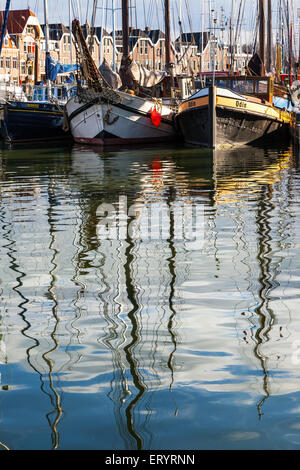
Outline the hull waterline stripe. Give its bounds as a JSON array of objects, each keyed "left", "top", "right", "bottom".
[{"left": 7, "top": 108, "right": 62, "bottom": 116}]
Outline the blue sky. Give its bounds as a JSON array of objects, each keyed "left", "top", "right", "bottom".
[
  {"left": 2, "top": 0, "right": 300, "bottom": 36},
  {"left": 4, "top": 0, "right": 232, "bottom": 27}
]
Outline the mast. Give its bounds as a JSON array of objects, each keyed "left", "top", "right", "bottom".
[
  {"left": 164, "top": 0, "right": 172, "bottom": 75},
  {"left": 259, "top": 0, "right": 266, "bottom": 66},
  {"left": 289, "top": 21, "right": 293, "bottom": 84},
  {"left": 112, "top": 0, "right": 116, "bottom": 71},
  {"left": 0, "top": 0, "right": 11, "bottom": 56},
  {"left": 69, "top": 0, "right": 73, "bottom": 64},
  {"left": 122, "top": 0, "right": 130, "bottom": 59},
  {"left": 287, "top": 0, "right": 292, "bottom": 82},
  {"left": 178, "top": 0, "right": 183, "bottom": 59},
  {"left": 99, "top": 0, "right": 105, "bottom": 65},
  {"left": 44, "top": 0, "right": 52, "bottom": 97},
  {"left": 230, "top": 17, "right": 233, "bottom": 70},
  {"left": 267, "top": 0, "right": 272, "bottom": 73},
  {"left": 76, "top": 0, "right": 82, "bottom": 24},
  {"left": 201, "top": 0, "right": 204, "bottom": 74}
]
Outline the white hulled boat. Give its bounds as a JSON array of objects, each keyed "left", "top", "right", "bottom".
[{"left": 65, "top": 0, "right": 178, "bottom": 146}]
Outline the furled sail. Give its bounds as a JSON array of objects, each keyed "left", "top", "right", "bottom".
[
  {"left": 120, "top": 56, "right": 165, "bottom": 89},
  {"left": 99, "top": 58, "right": 122, "bottom": 90}
]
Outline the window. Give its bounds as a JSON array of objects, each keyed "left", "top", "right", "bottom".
[
  {"left": 21, "top": 61, "right": 26, "bottom": 74},
  {"left": 104, "top": 38, "right": 110, "bottom": 53},
  {"left": 24, "top": 40, "right": 35, "bottom": 54},
  {"left": 13, "top": 57, "right": 17, "bottom": 69},
  {"left": 63, "top": 35, "right": 70, "bottom": 52},
  {"left": 27, "top": 26, "right": 35, "bottom": 35},
  {"left": 140, "top": 41, "right": 143, "bottom": 55},
  {"left": 0, "top": 57, "right": 4, "bottom": 68},
  {"left": 145, "top": 41, "right": 148, "bottom": 55},
  {"left": 5, "top": 57, "right": 10, "bottom": 68}
]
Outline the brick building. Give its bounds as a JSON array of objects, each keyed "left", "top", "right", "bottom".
[
  {"left": 0, "top": 8, "right": 43, "bottom": 84},
  {"left": 176, "top": 32, "right": 229, "bottom": 74},
  {"left": 0, "top": 30, "right": 19, "bottom": 83},
  {"left": 0, "top": 7, "right": 231, "bottom": 85},
  {"left": 40, "top": 23, "right": 77, "bottom": 81}
]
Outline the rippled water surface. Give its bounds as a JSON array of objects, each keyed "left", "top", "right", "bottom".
[{"left": 0, "top": 141, "right": 300, "bottom": 450}]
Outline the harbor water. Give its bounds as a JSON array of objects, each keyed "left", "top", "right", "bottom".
[{"left": 0, "top": 141, "right": 300, "bottom": 450}]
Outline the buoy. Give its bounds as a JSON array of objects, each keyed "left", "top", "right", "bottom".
[{"left": 151, "top": 108, "right": 162, "bottom": 127}]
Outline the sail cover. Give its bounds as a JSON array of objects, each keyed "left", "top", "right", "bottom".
[
  {"left": 46, "top": 52, "right": 78, "bottom": 82},
  {"left": 120, "top": 56, "right": 165, "bottom": 89},
  {"left": 99, "top": 59, "right": 122, "bottom": 90}
]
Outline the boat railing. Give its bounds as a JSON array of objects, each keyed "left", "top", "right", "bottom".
[
  {"left": 0, "top": 82, "right": 28, "bottom": 102},
  {"left": 211, "top": 75, "right": 289, "bottom": 105}
]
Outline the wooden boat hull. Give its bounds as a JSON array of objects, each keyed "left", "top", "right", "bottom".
[
  {"left": 0, "top": 101, "right": 71, "bottom": 143},
  {"left": 291, "top": 111, "right": 300, "bottom": 143},
  {"left": 175, "top": 87, "right": 292, "bottom": 148},
  {"left": 65, "top": 90, "right": 177, "bottom": 146}
]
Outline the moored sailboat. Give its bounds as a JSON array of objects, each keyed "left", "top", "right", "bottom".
[
  {"left": 0, "top": 0, "right": 77, "bottom": 144},
  {"left": 175, "top": 0, "right": 293, "bottom": 149},
  {"left": 65, "top": 0, "right": 178, "bottom": 146},
  {"left": 175, "top": 77, "right": 292, "bottom": 148}
]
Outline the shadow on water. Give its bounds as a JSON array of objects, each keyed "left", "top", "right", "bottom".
[{"left": 0, "top": 140, "right": 299, "bottom": 449}]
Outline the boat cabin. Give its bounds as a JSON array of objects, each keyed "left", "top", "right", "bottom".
[
  {"left": 32, "top": 84, "right": 77, "bottom": 103},
  {"left": 202, "top": 75, "right": 291, "bottom": 110}
]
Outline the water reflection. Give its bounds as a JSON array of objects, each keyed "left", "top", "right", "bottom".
[{"left": 0, "top": 142, "right": 300, "bottom": 449}]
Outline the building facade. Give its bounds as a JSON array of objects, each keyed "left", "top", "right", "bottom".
[{"left": 0, "top": 7, "right": 233, "bottom": 86}]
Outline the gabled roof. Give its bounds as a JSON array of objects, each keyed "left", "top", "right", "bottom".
[
  {"left": 147, "top": 29, "right": 165, "bottom": 44},
  {"left": 114, "top": 28, "right": 152, "bottom": 51},
  {"left": 82, "top": 25, "right": 111, "bottom": 41},
  {"left": 95, "top": 26, "right": 111, "bottom": 40},
  {"left": 41, "top": 23, "right": 70, "bottom": 41},
  {"left": 0, "top": 8, "right": 36, "bottom": 35},
  {"left": 176, "top": 32, "right": 211, "bottom": 52},
  {"left": 0, "top": 31, "right": 17, "bottom": 49}
]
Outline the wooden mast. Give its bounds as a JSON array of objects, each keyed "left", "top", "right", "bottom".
[
  {"left": 122, "top": 0, "right": 130, "bottom": 59},
  {"left": 164, "top": 0, "right": 172, "bottom": 75},
  {"left": 286, "top": 0, "right": 292, "bottom": 83},
  {"left": 44, "top": 0, "right": 52, "bottom": 97},
  {"left": 259, "top": 0, "right": 266, "bottom": 66},
  {"left": 267, "top": 0, "right": 272, "bottom": 72}
]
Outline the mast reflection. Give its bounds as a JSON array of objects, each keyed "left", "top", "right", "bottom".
[
  {"left": 0, "top": 141, "right": 298, "bottom": 450},
  {"left": 211, "top": 145, "right": 295, "bottom": 418}
]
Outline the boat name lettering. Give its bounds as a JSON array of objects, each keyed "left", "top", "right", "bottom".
[
  {"left": 27, "top": 104, "right": 39, "bottom": 108},
  {"left": 188, "top": 101, "right": 196, "bottom": 108},
  {"left": 236, "top": 100, "right": 247, "bottom": 109}
]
